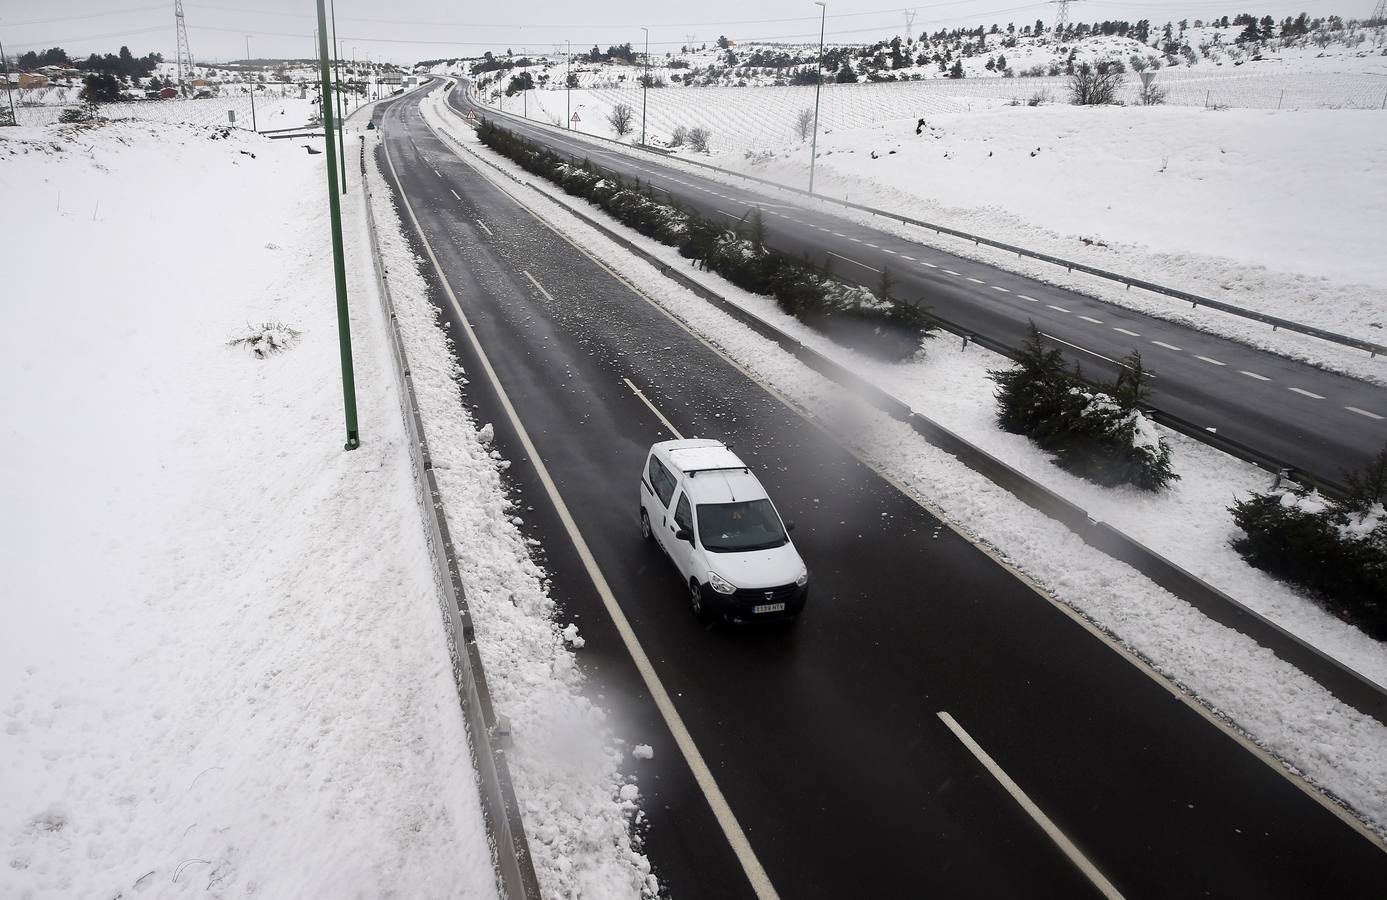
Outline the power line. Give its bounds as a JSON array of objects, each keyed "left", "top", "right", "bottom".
[{"left": 0, "top": 4, "right": 165, "bottom": 29}]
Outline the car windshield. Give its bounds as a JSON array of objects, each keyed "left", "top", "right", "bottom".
[{"left": 696, "top": 500, "right": 788, "bottom": 553}]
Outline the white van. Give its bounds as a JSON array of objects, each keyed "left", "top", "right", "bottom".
[{"left": 639, "top": 439, "right": 808, "bottom": 622}]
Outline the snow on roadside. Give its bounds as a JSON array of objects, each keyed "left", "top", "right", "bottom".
[
  {"left": 361, "top": 123, "right": 657, "bottom": 899},
  {"left": 475, "top": 96, "right": 1387, "bottom": 386},
  {"left": 424, "top": 93, "right": 1387, "bottom": 836},
  {"left": 0, "top": 122, "right": 497, "bottom": 898}
]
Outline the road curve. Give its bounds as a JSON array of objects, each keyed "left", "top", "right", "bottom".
[
  {"left": 375, "top": 86, "right": 1387, "bottom": 899},
  {"left": 451, "top": 80, "right": 1387, "bottom": 493}
]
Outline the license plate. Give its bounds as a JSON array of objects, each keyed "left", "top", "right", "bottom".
[{"left": 752, "top": 602, "right": 786, "bottom": 614}]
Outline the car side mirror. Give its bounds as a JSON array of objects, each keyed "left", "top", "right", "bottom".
[
  {"left": 675, "top": 526, "right": 693, "bottom": 543},
  {"left": 786, "top": 521, "right": 796, "bottom": 533}
]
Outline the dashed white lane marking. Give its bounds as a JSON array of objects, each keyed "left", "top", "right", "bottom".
[
  {"left": 864, "top": 242, "right": 879, "bottom": 248},
  {"left": 967, "top": 276, "right": 986, "bottom": 285},
  {"left": 1113, "top": 327, "right": 1140, "bottom": 336},
  {"left": 831, "top": 231, "right": 846, "bottom": 237},
  {"left": 991, "top": 286, "right": 1010, "bottom": 293},
  {"left": 1289, "top": 387, "right": 1325, "bottom": 400},
  {"left": 1195, "top": 355, "right": 1227, "bottom": 366},
  {"left": 937, "top": 712, "right": 1125, "bottom": 900},
  {"left": 1046, "top": 304, "right": 1069, "bottom": 313},
  {"left": 1078, "top": 315, "right": 1103, "bottom": 324},
  {"left": 623, "top": 377, "right": 684, "bottom": 438},
  {"left": 828, "top": 251, "right": 881, "bottom": 273},
  {"left": 476, "top": 218, "right": 494, "bottom": 236},
  {"left": 384, "top": 136, "right": 782, "bottom": 900},
  {"left": 1240, "top": 370, "right": 1271, "bottom": 381},
  {"left": 849, "top": 237, "right": 864, "bottom": 243},
  {"left": 433, "top": 168, "right": 442, "bottom": 177},
  {"left": 882, "top": 248, "right": 897, "bottom": 254},
  {"left": 450, "top": 188, "right": 461, "bottom": 200},
  {"left": 921, "top": 261, "right": 938, "bottom": 268},
  {"left": 1151, "top": 340, "right": 1183, "bottom": 351},
  {"left": 901, "top": 255, "right": 916, "bottom": 261},
  {"left": 1346, "top": 406, "right": 1385, "bottom": 420},
  {"left": 944, "top": 269, "right": 963, "bottom": 277},
  {"left": 1018, "top": 294, "right": 1038, "bottom": 302}
]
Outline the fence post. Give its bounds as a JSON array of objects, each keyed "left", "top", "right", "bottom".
[{"left": 1277, "top": 89, "right": 1284, "bottom": 110}]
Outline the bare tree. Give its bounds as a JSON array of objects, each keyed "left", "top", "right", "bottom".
[
  {"left": 1068, "top": 62, "right": 1125, "bottom": 105},
  {"left": 607, "top": 102, "right": 634, "bottom": 136},
  {"left": 794, "top": 108, "right": 814, "bottom": 140},
  {"left": 687, "top": 126, "right": 712, "bottom": 152}
]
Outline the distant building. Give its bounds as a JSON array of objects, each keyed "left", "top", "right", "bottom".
[
  {"left": 160, "top": 86, "right": 178, "bottom": 99},
  {"left": 17, "top": 73, "right": 49, "bottom": 89}
]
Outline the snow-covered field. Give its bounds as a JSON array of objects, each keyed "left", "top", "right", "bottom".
[
  {"left": 481, "top": 82, "right": 1387, "bottom": 383},
  {"left": 0, "top": 121, "right": 499, "bottom": 898},
  {"left": 425, "top": 90, "right": 1387, "bottom": 838}
]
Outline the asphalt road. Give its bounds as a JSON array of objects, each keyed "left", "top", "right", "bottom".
[
  {"left": 449, "top": 81, "right": 1387, "bottom": 493},
  {"left": 375, "top": 88, "right": 1387, "bottom": 899}
]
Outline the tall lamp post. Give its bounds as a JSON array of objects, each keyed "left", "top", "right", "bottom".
[
  {"left": 640, "top": 26, "right": 649, "bottom": 145},
  {"left": 566, "top": 40, "right": 572, "bottom": 129},
  {"left": 2, "top": 36, "right": 19, "bottom": 126},
  {"left": 809, "top": 1, "right": 827, "bottom": 195},
  {"left": 329, "top": 0, "right": 346, "bottom": 193},
  {"left": 244, "top": 36, "right": 257, "bottom": 133},
  {"left": 313, "top": 0, "right": 360, "bottom": 451}
]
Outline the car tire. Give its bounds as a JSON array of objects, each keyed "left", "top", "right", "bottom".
[
  {"left": 640, "top": 509, "right": 653, "bottom": 543},
  {"left": 689, "top": 579, "right": 711, "bottom": 623}
]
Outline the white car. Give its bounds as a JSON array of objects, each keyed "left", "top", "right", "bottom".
[{"left": 639, "top": 439, "right": 808, "bottom": 622}]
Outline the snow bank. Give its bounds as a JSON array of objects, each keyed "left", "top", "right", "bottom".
[
  {"left": 364, "top": 125, "right": 657, "bottom": 898},
  {"left": 0, "top": 121, "right": 497, "bottom": 898}
]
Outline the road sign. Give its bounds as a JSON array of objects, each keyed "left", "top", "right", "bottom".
[
  {"left": 1139, "top": 71, "right": 1156, "bottom": 88},
  {"left": 570, "top": 112, "right": 581, "bottom": 123},
  {"left": 466, "top": 109, "right": 476, "bottom": 120}
]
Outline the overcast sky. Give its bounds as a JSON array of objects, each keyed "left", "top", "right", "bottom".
[{"left": 1, "top": 0, "right": 1366, "bottom": 65}]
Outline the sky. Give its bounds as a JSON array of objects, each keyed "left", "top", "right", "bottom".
[{"left": 0, "top": 0, "right": 1371, "bottom": 65}]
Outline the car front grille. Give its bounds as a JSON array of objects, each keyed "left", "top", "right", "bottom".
[{"left": 733, "top": 583, "right": 799, "bottom": 604}]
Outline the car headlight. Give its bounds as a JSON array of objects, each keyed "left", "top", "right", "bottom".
[
  {"left": 707, "top": 571, "right": 737, "bottom": 595},
  {"left": 795, "top": 568, "right": 809, "bottom": 588}
]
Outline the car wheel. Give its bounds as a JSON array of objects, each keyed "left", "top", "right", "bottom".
[
  {"left": 689, "top": 579, "right": 710, "bottom": 622},
  {"left": 640, "top": 509, "right": 653, "bottom": 542}
]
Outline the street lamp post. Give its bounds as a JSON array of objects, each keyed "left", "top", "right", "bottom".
[
  {"left": 809, "top": 1, "right": 827, "bottom": 195},
  {"left": 313, "top": 0, "right": 360, "bottom": 451},
  {"left": 640, "top": 26, "right": 649, "bottom": 145},
  {"left": 1, "top": 37, "right": 20, "bottom": 126},
  {"left": 244, "top": 36, "right": 257, "bottom": 132},
  {"left": 566, "top": 40, "right": 572, "bottom": 129},
  {"left": 329, "top": 0, "right": 346, "bottom": 193}
]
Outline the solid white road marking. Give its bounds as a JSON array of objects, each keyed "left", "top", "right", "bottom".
[
  {"left": 1345, "top": 406, "right": 1385, "bottom": 420},
  {"left": 1039, "top": 331, "right": 1150, "bottom": 374},
  {"left": 1046, "top": 305, "right": 1069, "bottom": 313},
  {"left": 991, "top": 286, "right": 1010, "bottom": 293},
  {"left": 1078, "top": 315, "right": 1103, "bottom": 324},
  {"left": 623, "top": 377, "right": 684, "bottom": 438},
  {"left": 383, "top": 134, "right": 783, "bottom": 900},
  {"left": 476, "top": 218, "right": 494, "bottom": 236},
  {"left": 1151, "top": 340, "right": 1183, "bottom": 352},
  {"left": 828, "top": 251, "right": 882, "bottom": 273},
  {"left": 1195, "top": 356, "right": 1226, "bottom": 366},
  {"left": 1239, "top": 370, "right": 1271, "bottom": 381},
  {"left": 450, "top": 188, "right": 461, "bottom": 200},
  {"left": 937, "top": 712, "right": 1125, "bottom": 900},
  {"left": 1113, "top": 327, "right": 1140, "bottom": 336},
  {"left": 1288, "top": 387, "right": 1325, "bottom": 399}
]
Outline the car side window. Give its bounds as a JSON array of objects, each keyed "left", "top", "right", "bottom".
[
  {"left": 648, "top": 457, "right": 676, "bottom": 507},
  {"left": 674, "top": 492, "right": 693, "bottom": 534}
]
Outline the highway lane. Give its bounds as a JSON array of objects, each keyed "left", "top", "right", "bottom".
[
  {"left": 376, "top": 88, "right": 1387, "bottom": 898},
  {"left": 449, "top": 82, "right": 1387, "bottom": 493}
]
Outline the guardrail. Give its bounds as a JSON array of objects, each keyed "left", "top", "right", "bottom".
[
  {"left": 359, "top": 123, "right": 542, "bottom": 899},
  {"left": 455, "top": 84, "right": 1387, "bottom": 360},
  {"left": 424, "top": 102, "right": 1387, "bottom": 733}
]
